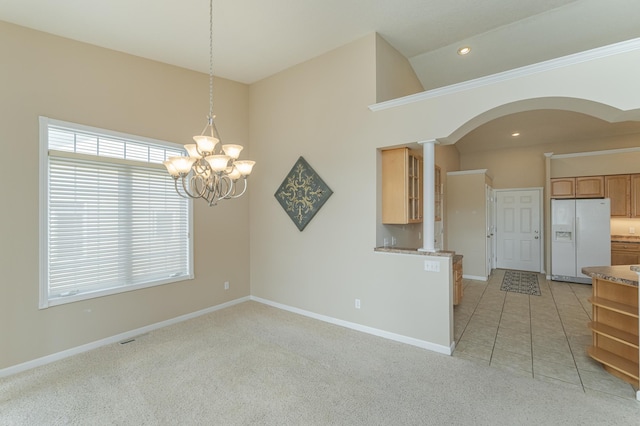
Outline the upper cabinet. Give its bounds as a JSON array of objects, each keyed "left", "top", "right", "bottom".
[
  {"left": 550, "top": 177, "right": 575, "bottom": 198},
  {"left": 550, "top": 176, "right": 604, "bottom": 199},
  {"left": 575, "top": 176, "right": 605, "bottom": 198},
  {"left": 381, "top": 147, "right": 423, "bottom": 224},
  {"left": 605, "top": 174, "right": 640, "bottom": 218},
  {"left": 605, "top": 175, "right": 631, "bottom": 217},
  {"left": 435, "top": 165, "right": 442, "bottom": 222}
]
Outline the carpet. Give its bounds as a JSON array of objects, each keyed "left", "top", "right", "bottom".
[{"left": 500, "top": 270, "right": 541, "bottom": 296}]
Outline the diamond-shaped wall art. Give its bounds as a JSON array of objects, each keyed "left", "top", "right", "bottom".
[{"left": 274, "top": 156, "right": 333, "bottom": 231}]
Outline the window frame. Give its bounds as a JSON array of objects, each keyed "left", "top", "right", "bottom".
[{"left": 38, "top": 116, "right": 194, "bottom": 309}]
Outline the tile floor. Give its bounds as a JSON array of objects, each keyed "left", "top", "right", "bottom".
[{"left": 453, "top": 269, "right": 639, "bottom": 402}]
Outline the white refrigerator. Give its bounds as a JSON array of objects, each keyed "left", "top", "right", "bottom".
[{"left": 551, "top": 198, "right": 611, "bottom": 284}]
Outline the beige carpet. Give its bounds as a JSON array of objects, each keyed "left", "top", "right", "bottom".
[{"left": 1, "top": 301, "right": 638, "bottom": 425}]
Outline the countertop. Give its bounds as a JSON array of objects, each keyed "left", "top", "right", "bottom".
[
  {"left": 611, "top": 235, "right": 640, "bottom": 243},
  {"left": 581, "top": 265, "right": 639, "bottom": 286},
  {"left": 374, "top": 247, "right": 462, "bottom": 261}
]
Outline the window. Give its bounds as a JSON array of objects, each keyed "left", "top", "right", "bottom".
[{"left": 39, "top": 117, "right": 193, "bottom": 308}]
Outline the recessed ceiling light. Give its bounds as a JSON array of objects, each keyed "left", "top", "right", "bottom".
[
  {"left": 511, "top": 132, "right": 521, "bottom": 137},
  {"left": 457, "top": 46, "right": 471, "bottom": 56}
]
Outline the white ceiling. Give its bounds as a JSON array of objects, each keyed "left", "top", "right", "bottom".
[{"left": 2, "top": 0, "right": 640, "bottom": 151}]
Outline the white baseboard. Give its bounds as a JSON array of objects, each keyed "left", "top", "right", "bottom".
[
  {"left": 463, "top": 274, "right": 488, "bottom": 281},
  {"left": 251, "top": 296, "right": 453, "bottom": 355},
  {"left": 0, "top": 296, "right": 250, "bottom": 379}
]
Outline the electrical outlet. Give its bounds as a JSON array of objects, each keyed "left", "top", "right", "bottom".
[
  {"left": 391, "top": 236, "right": 397, "bottom": 246},
  {"left": 355, "top": 299, "right": 361, "bottom": 309},
  {"left": 630, "top": 227, "right": 635, "bottom": 234},
  {"left": 224, "top": 281, "right": 229, "bottom": 290},
  {"left": 424, "top": 260, "right": 440, "bottom": 272}
]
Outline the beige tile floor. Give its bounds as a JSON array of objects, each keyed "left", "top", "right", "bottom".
[{"left": 453, "top": 269, "right": 639, "bottom": 402}]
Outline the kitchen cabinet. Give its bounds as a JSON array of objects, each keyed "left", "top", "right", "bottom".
[
  {"left": 550, "top": 177, "right": 575, "bottom": 198},
  {"left": 381, "top": 147, "right": 423, "bottom": 224},
  {"left": 611, "top": 242, "right": 640, "bottom": 265},
  {"left": 632, "top": 174, "right": 640, "bottom": 217},
  {"left": 453, "top": 255, "right": 463, "bottom": 305},
  {"left": 604, "top": 174, "right": 640, "bottom": 218},
  {"left": 550, "top": 176, "right": 605, "bottom": 199},
  {"left": 435, "top": 166, "right": 442, "bottom": 222},
  {"left": 584, "top": 267, "right": 639, "bottom": 388},
  {"left": 576, "top": 176, "right": 605, "bottom": 198},
  {"left": 605, "top": 175, "right": 631, "bottom": 217}
]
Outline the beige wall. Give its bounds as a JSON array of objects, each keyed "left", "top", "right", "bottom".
[
  {"left": 461, "top": 134, "right": 640, "bottom": 190},
  {"left": 375, "top": 34, "right": 424, "bottom": 103},
  {"left": 249, "top": 34, "right": 454, "bottom": 350},
  {"left": 446, "top": 171, "right": 492, "bottom": 279},
  {"left": 0, "top": 21, "right": 251, "bottom": 369}
]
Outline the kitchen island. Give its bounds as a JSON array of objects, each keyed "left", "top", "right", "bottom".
[{"left": 581, "top": 265, "right": 639, "bottom": 394}]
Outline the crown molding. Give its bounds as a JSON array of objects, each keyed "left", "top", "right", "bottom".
[{"left": 369, "top": 37, "right": 640, "bottom": 112}]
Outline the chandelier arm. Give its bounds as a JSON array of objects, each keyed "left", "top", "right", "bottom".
[
  {"left": 227, "top": 177, "right": 248, "bottom": 199},
  {"left": 217, "top": 174, "right": 234, "bottom": 199},
  {"left": 173, "top": 178, "right": 191, "bottom": 199}
]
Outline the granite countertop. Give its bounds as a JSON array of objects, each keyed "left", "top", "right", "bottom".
[
  {"left": 581, "top": 265, "right": 639, "bottom": 286},
  {"left": 373, "top": 247, "right": 461, "bottom": 260},
  {"left": 611, "top": 235, "right": 640, "bottom": 243}
]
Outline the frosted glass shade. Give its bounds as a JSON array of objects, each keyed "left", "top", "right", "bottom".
[
  {"left": 227, "top": 167, "right": 242, "bottom": 181},
  {"left": 222, "top": 144, "right": 243, "bottom": 160},
  {"left": 205, "top": 155, "right": 231, "bottom": 172},
  {"left": 193, "top": 135, "right": 219, "bottom": 154},
  {"left": 163, "top": 160, "right": 179, "bottom": 177},
  {"left": 169, "top": 156, "right": 196, "bottom": 174},
  {"left": 234, "top": 160, "right": 255, "bottom": 176},
  {"left": 184, "top": 144, "right": 202, "bottom": 159}
]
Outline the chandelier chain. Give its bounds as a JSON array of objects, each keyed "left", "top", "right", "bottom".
[{"left": 208, "top": 0, "right": 214, "bottom": 121}]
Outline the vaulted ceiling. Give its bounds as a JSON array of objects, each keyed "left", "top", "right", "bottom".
[{"left": 2, "top": 0, "right": 640, "bottom": 151}]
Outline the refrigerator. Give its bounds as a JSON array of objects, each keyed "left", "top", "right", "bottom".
[{"left": 551, "top": 198, "right": 611, "bottom": 284}]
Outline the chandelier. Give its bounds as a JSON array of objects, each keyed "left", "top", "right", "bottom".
[{"left": 163, "top": 0, "right": 255, "bottom": 206}]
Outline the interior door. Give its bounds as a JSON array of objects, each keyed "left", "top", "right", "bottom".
[
  {"left": 486, "top": 185, "right": 495, "bottom": 276},
  {"left": 496, "top": 189, "right": 542, "bottom": 272}
]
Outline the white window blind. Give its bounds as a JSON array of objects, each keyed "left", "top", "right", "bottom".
[{"left": 40, "top": 117, "right": 193, "bottom": 308}]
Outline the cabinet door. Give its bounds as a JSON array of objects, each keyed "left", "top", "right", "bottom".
[
  {"left": 605, "top": 175, "right": 630, "bottom": 217},
  {"left": 434, "top": 166, "right": 442, "bottom": 222},
  {"left": 550, "top": 178, "right": 575, "bottom": 198},
  {"left": 576, "top": 176, "right": 605, "bottom": 198},
  {"left": 381, "top": 148, "right": 423, "bottom": 225},
  {"left": 632, "top": 174, "right": 640, "bottom": 218},
  {"left": 611, "top": 251, "right": 639, "bottom": 265},
  {"left": 381, "top": 148, "right": 408, "bottom": 224}
]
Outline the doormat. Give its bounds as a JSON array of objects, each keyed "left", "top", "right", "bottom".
[{"left": 500, "top": 270, "right": 541, "bottom": 296}]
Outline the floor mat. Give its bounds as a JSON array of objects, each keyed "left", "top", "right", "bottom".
[{"left": 500, "top": 270, "right": 541, "bottom": 296}]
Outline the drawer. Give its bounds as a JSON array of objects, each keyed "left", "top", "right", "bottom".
[{"left": 611, "top": 242, "right": 640, "bottom": 252}]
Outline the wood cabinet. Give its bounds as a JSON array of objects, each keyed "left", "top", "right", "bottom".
[
  {"left": 435, "top": 166, "right": 442, "bottom": 222},
  {"left": 382, "top": 147, "right": 423, "bottom": 224},
  {"left": 550, "top": 177, "right": 575, "bottom": 198},
  {"left": 611, "top": 242, "right": 640, "bottom": 265},
  {"left": 604, "top": 174, "right": 640, "bottom": 218},
  {"left": 587, "top": 276, "right": 639, "bottom": 387},
  {"left": 550, "top": 176, "right": 605, "bottom": 199},
  {"left": 453, "top": 255, "right": 463, "bottom": 305},
  {"left": 605, "top": 175, "right": 631, "bottom": 217}
]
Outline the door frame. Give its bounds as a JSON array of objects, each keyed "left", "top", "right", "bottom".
[{"left": 494, "top": 187, "right": 544, "bottom": 273}]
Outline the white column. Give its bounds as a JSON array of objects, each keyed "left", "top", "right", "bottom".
[{"left": 418, "top": 139, "right": 437, "bottom": 252}]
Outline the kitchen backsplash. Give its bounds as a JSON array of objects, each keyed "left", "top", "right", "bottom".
[{"left": 610, "top": 218, "right": 640, "bottom": 236}]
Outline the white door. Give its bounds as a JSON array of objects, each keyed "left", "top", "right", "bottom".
[
  {"left": 496, "top": 189, "right": 542, "bottom": 272},
  {"left": 486, "top": 185, "right": 495, "bottom": 276}
]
